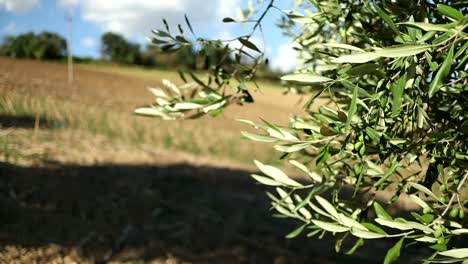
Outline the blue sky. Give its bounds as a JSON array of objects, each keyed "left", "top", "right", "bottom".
[{"left": 0, "top": 0, "right": 299, "bottom": 71}]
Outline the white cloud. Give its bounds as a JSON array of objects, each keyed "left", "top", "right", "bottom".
[
  {"left": 0, "top": 0, "right": 38, "bottom": 13},
  {"left": 57, "top": 0, "right": 80, "bottom": 7},
  {"left": 3, "top": 21, "right": 16, "bottom": 33},
  {"left": 74, "top": 0, "right": 241, "bottom": 40},
  {"left": 80, "top": 36, "right": 96, "bottom": 48},
  {"left": 271, "top": 42, "right": 299, "bottom": 73}
]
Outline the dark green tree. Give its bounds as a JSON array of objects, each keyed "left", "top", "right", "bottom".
[
  {"left": 100, "top": 32, "right": 141, "bottom": 64},
  {"left": 0, "top": 32, "right": 66, "bottom": 60}
]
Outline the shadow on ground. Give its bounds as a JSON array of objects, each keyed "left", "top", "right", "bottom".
[
  {"left": 0, "top": 114, "right": 59, "bottom": 129},
  {"left": 0, "top": 162, "right": 431, "bottom": 263}
]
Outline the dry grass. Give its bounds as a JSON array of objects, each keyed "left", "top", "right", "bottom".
[{"left": 0, "top": 57, "right": 307, "bottom": 164}]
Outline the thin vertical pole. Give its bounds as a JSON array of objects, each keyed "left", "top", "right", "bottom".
[{"left": 66, "top": 15, "right": 73, "bottom": 83}]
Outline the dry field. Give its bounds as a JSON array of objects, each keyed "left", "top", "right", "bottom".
[{"left": 0, "top": 58, "right": 430, "bottom": 263}]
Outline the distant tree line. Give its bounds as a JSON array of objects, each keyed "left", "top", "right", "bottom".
[
  {"left": 0, "top": 31, "right": 279, "bottom": 78},
  {"left": 0, "top": 32, "right": 66, "bottom": 60}
]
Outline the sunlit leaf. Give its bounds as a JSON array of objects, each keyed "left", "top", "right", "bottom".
[
  {"left": 375, "top": 44, "right": 431, "bottom": 58},
  {"left": 438, "top": 248, "right": 468, "bottom": 259},
  {"left": 322, "top": 43, "right": 364, "bottom": 52},
  {"left": 254, "top": 160, "right": 302, "bottom": 187},
  {"left": 311, "top": 219, "right": 349, "bottom": 233},
  {"left": 375, "top": 218, "right": 433, "bottom": 233},
  {"left": 173, "top": 102, "right": 203, "bottom": 110},
  {"left": 398, "top": 22, "right": 449, "bottom": 32},
  {"left": 274, "top": 142, "right": 311, "bottom": 153},
  {"left": 350, "top": 228, "right": 386, "bottom": 239},
  {"left": 251, "top": 174, "right": 281, "bottom": 186},
  {"left": 408, "top": 194, "right": 431, "bottom": 212},
  {"left": 281, "top": 73, "right": 332, "bottom": 83},
  {"left": 331, "top": 52, "right": 380, "bottom": 63},
  {"left": 407, "top": 182, "right": 440, "bottom": 201},
  {"left": 241, "top": 131, "right": 277, "bottom": 142},
  {"left": 289, "top": 160, "right": 323, "bottom": 182},
  {"left": 316, "top": 195, "right": 339, "bottom": 220}
]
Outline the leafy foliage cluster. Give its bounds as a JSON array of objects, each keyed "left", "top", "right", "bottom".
[
  {"left": 0, "top": 32, "right": 66, "bottom": 60},
  {"left": 136, "top": 0, "right": 467, "bottom": 262}
]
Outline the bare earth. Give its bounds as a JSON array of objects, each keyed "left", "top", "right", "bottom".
[{"left": 0, "top": 58, "right": 431, "bottom": 263}]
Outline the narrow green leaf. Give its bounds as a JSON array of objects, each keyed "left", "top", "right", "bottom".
[
  {"left": 454, "top": 41, "right": 468, "bottom": 60},
  {"left": 408, "top": 194, "right": 431, "bottom": 211},
  {"left": 285, "top": 10, "right": 322, "bottom": 24},
  {"left": 281, "top": 73, "right": 332, "bottom": 83},
  {"left": 333, "top": 44, "right": 430, "bottom": 63},
  {"left": 322, "top": 43, "right": 364, "bottom": 52},
  {"left": 407, "top": 182, "right": 440, "bottom": 202},
  {"left": 241, "top": 131, "right": 277, "bottom": 142},
  {"left": 134, "top": 107, "right": 171, "bottom": 120},
  {"left": 374, "top": 4, "right": 400, "bottom": 35},
  {"left": 308, "top": 201, "right": 332, "bottom": 218},
  {"left": 429, "top": 44, "right": 454, "bottom": 98},
  {"left": 254, "top": 160, "right": 302, "bottom": 187},
  {"left": 375, "top": 44, "right": 432, "bottom": 58},
  {"left": 147, "top": 37, "right": 167, "bottom": 44},
  {"left": 152, "top": 29, "right": 172, "bottom": 38},
  {"left": 316, "top": 195, "right": 340, "bottom": 220},
  {"left": 338, "top": 213, "right": 369, "bottom": 231},
  {"left": 173, "top": 102, "right": 202, "bottom": 110},
  {"left": 331, "top": 52, "right": 380, "bottom": 63},
  {"left": 451, "top": 229, "right": 468, "bottom": 235},
  {"left": 311, "top": 219, "right": 349, "bottom": 233},
  {"left": 289, "top": 160, "right": 322, "bottom": 182},
  {"left": 298, "top": 207, "right": 313, "bottom": 220},
  {"left": 384, "top": 237, "right": 405, "bottom": 264},
  {"left": 415, "top": 236, "right": 438, "bottom": 243},
  {"left": 391, "top": 75, "right": 406, "bottom": 116},
  {"left": 183, "top": 14, "right": 194, "bottom": 35},
  {"left": 398, "top": 22, "right": 449, "bottom": 32},
  {"left": 260, "top": 118, "right": 299, "bottom": 141},
  {"left": 365, "top": 127, "right": 381, "bottom": 142},
  {"left": 251, "top": 174, "right": 281, "bottom": 186},
  {"left": 437, "top": 4, "right": 464, "bottom": 21},
  {"left": 345, "top": 63, "right": 380, "bottom": 76},
  {"left": 286, "top": 224, "right": 307, "bottom": 238},
  {"left": 438, "top": 248, "right": 468, "bottom": 259},
  {"left": 375, "top": 218, "right": 433, "bottom": 233},
  {"left": 350, "top": 228, "right": 387, "bottom": 239},
  {"left": 374, "top": 158, "right": 399, "bottom": 187},
  {"left": 274, "top": 142, "right": 311, "bottom": 153},
  {"left": 346, "top": 82, "right": 358, "bottom": 130},
  {"left": 202, "top": 99, "right": 226, "bottom": 113},
  {"left": 341, "top": 80, "right": 371, "bottom": 97},
  {"left": 345, "top": 238, "right": 364, "bottom": 255},
  {"left": 374, "top": 202, "right": 393, "bottom": 220},
  {"left": 148, "top": 87, "right": 169, "bottom": 98},
  {"left": 361, "top": 222, "right": 388, "bottom": 235},
  {"left": 239, "top": 38, "right": 261, "bottom": 52}
]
